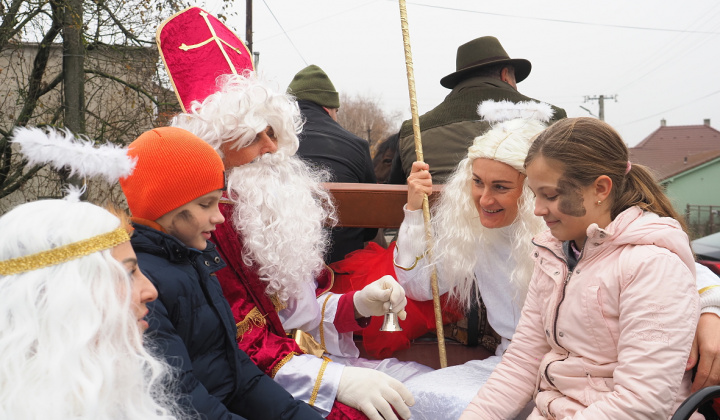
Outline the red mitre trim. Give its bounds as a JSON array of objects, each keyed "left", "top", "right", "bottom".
[{"left": 157, "top": 7, "right": 254, "bottom": 112}]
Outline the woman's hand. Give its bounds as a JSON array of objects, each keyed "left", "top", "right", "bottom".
[
  {"left": 407, "top": 161, "right": 432, "bottom": 211},
  {"left": 687, "top": 312, "right": 720, "bottom": 392}
]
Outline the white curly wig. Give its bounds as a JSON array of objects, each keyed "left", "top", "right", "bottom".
[
  {"left": 0, "top": 198, "right": 181, "bottom": 420},
  {"left": 171, "top": 70, "right": 302, "bottom": 159},
  {"left": 433, "top": 114, "right": 550, "bottom": 310},
  {"left": 172, "top": 70, "right": 335, "bottom": 302},
  {"left": 225, "top": 152, "right": 336, "bottom": 302}
]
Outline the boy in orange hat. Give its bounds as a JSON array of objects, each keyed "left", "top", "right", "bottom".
[{"left": 120, "top": 126, "right": 321, "bottom": 420}]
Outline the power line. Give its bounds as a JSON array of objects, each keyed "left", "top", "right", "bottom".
[
  {"left": 260, "top": 0, "right": 308, "bottom": 65},
  {"left": 256, "top": 1, "right": 380, "bottom": 43},
  {"left": 611, "top": 4, "right": 720, "bottom": 92},
  {"left": 405, "top": 1, "right": 720, "bottom": 35},
  {"left": 618, "top": 89, "right": 720, "bottom": 126}
]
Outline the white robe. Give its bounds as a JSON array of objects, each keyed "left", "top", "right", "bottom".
[
  {"left": 274, "top": 278, "right": 433, "bottom": 416},
  {"left": 394, "top": 206, "right": 523, "bottom": 419}
]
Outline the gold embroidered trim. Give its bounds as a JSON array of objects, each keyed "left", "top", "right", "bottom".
[
  {"left": 0, "top": 227, "right": 130, "bottom": 276},
  {"left": 392, "top": 252, "right": 423, "bottom": 271},
  {"left": 271, "top": 351, "right": 299, "bottom": 378},
  {"left": 316, "top": 265, "right": 335, "bottom": 299},
  {"left": 292, "top": 329, "right": 326, "bottom": 357},
  {"left": 309, "top": 356, "right": 332, "bottom": 406},
  {"left": 270, "top": 294, "right": 287, "bottom": 311},
  {"left": 319, "top": 294, "right": 333, "bottom": 350},
  {"left": 235, "top": 306, "right": 267, "bottom": 340},
  {"left": 178, "top": 11, "right": 244, "bottom": 75},
  {"left": 699, "top": 285, "right": 720, "bottom": 295}
]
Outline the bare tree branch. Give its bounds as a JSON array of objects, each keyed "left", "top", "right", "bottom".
[
  {"left": 15, "top": 1, "right": 63, "bottom": 126},
  {"left": 39, "top": 71, "right": 64, "bottom": 96},
  {"left": 92, "top": 0, "right": 155, "bottom": 45},
  {"left": 84, "top": 68, "right": 159, "bottom": 105},
  {"left": 0, "top": 0, "right": 46, "bottom": 52},
  {"left": 0, "top": 164, "right": 45, "bottom": 200},
  {"left": 1, "top": 0, "right": 184, "bottom": 210}
]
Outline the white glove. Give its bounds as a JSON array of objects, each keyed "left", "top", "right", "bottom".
[
  {"left": 336, "top": 366, "right": 415, "bottom": 420},
  {"left": 353, "top": 275, "right": 408, "bottom": 319}
]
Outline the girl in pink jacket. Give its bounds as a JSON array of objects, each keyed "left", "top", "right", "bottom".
[{"left": 461, "top": 117, "right": 703, "bottom": 420}]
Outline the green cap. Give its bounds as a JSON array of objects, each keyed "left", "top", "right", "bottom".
[{"left": 287, "top": 65, "right": 340, "bottom": 109}]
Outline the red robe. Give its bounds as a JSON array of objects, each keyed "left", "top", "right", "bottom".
[{"left": 212, "top": 201, "right": 367, "bottom": 420}]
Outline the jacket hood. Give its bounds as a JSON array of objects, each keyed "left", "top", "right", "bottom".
[{"left": 536, "top": 206, "right": 696, "bottom": 276}]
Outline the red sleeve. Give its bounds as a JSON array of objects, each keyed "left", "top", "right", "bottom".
[
  {"left": 238, "top": 317, "right": 305, "bottom": 377},
  {"left": 334, "top": 291, "right": 370, "bottom": 333}
]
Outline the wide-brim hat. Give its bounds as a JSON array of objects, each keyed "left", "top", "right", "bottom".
[
  {"left": 156, "top": 7, "right": 254, "bottom": 112},
  {"left": 440, "top": 36, "right": 531, "bottom": 89}
]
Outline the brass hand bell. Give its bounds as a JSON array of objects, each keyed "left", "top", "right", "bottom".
[{"left": 380, "top": 288, "right": 403, "bottom": 332}]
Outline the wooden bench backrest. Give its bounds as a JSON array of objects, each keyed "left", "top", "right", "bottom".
[{"left": 323, "top": 183, "right": 444, "bottom": 229}]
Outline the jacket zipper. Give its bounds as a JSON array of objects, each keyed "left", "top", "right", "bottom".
[{"left": 533, "top": 240, "right": 585, "bottom": 388}]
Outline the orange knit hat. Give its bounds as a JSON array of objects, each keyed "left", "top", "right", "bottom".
[{"left": 120, "top": 127, "right": 225, "bottom": 221}]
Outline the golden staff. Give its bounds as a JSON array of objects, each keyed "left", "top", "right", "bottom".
[{"left": 397, "top": 0, "right": 447, "bottom": 368}]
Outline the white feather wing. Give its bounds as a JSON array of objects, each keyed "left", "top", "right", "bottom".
[
  {"left": 478, "top": 100, "right": 554, "bottom": 123},
  {"left": 11, "top": 126, "right": 135, "bottom": 182}
]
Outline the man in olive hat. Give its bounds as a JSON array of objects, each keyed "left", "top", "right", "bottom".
[
  {"left": 389, "top": 36, "right": 567, "bottom": 184},
  {"left": 288, "top": 64, "right": 378, "bottom": 264}
]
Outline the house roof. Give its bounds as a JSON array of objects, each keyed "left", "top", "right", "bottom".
[{"left": 629, "top": 123, "right": 720, "bottom": 180}]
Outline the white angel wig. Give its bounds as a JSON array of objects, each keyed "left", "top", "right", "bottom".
[
  {"left": 0, "top": 198, "right": 181, "bottom": 420},
  {"left": 431, "top": 118, "right": 548, "bottom": 310},
  {"left": 226, "top": 152, "right": 337, "bottom": 302},
  {"left": 171, "top": 70, "right": 303, "bottom": 158}
]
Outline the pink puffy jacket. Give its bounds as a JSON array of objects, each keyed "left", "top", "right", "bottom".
[{"left": 461, "top": 207, "right": 701, "bottom": 420}]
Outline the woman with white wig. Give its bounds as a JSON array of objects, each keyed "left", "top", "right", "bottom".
[
  {"left": 0, "top": 126, "right": 182, "bottom": 420},
  {"left": 0, "top": 197, "right": 182, "bottom": 420},
  {"left": 392, "top": 101, "right": 551, "bottom": 419}
]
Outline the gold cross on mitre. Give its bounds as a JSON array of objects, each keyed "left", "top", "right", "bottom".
[{"left": 178, "top": 11, "right": 244, "bottom": 74}]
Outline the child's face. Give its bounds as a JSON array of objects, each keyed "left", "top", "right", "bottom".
[
  {"left": 220, "top": 126, "right": 278, "bottom": 169},
  {"left": 155, "top": 190, "right": 225, "bottom": 251},
  {"left": 471, "top": 158, "right": 525, "bottom": 229},
  {"left": 111, "top": 241, "right": 157, "bottom": 332},
  {"left": 526, "top": 156, "right": 601, "bottom": 249}
]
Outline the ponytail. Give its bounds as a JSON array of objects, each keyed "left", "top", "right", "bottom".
[{"left": 614, "top": 163, "right": 688, "bottom": 232}]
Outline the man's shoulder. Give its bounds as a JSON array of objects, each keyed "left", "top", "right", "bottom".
[
  {"left": 300, "top": 114, "right": 369, "bottom": 151},
  {"left": 399, "top": 83, "right": 512, "bottom": 138},
  {"left": 399, "top": 85, "right": 566, "bottom": 138}
]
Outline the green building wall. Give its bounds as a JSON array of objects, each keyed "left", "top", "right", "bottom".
[{"left": 662, "top": 158, "right": 720, "bottom": 237}]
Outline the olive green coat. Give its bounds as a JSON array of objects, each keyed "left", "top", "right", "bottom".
[{"left": 397, "top": 76, "right": 566, "bottom": 183}]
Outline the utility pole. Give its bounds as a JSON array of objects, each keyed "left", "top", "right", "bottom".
[
  {"left": 246, "top": 0, "right": 253, "bottom": 54},
  {"left": 63, "top": 0, "right": 85, "bottom": 134},
  {"left": 584, "top": 94, "right": 617, "bottom": 121},
  {"left": 62, "top": 0, "right": 86, "bottom": 194},
  {"left": 246, "top": 0, "right": 260, "bottom": 69}
]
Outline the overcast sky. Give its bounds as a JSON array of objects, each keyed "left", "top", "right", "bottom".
[{"left": 198, "top": 0, "right": 720, "bottom": 147}]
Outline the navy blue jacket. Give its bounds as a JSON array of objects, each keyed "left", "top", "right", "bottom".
[
  {"left": 296, "top": 100, "right": 378, "bottom": 263},
  {"left": 131, "top": 223, "right": 321, "bottom": 420}
]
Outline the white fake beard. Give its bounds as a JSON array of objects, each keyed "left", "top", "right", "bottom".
[{"left": 225, "top": 152, "right": 336, "bottom": 302}]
